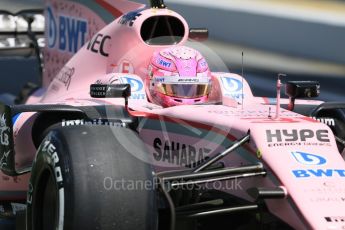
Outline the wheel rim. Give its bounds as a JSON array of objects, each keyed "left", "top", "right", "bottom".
[{"left": 34, "top": 170, "right": 59, "bottom": 230}]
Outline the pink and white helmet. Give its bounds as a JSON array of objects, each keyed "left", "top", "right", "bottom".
[{"left": 146, "top": 46, "right": 212, "bottom": 107}]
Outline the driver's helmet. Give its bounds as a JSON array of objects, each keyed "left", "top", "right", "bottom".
[{"left": 146, "top": 46, "right": 212, "bottom": 107}]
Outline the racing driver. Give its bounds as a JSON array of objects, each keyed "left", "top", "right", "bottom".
[{"left": 145, "top": 46, "right": 212, "bottom": 107}]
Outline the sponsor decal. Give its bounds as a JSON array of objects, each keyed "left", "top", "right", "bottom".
[
  {"left": 27, "top": 140, "right": 63, "bottom": 205},
  {"left": 118, "top": 60, "right": 134, "bottom": 74},
  {"left": 0, "top": 150, "right": 10, "bottom": 169},
  {"left": 157, "top": 58, "right": 172, "bottom": 68},
  {"left": 119, "top": 77, "right": 143, "bottom": 92},
  {"left": 118, "top": 9, "right": 142, "bottom": 27},
  {"left": 325, "top": 216, "right": 345, "bottom": 222},
  {"left": 154, "top": 76, "right": 209, "bottom": 84},
  {"left": 291, "top": 151, "right": 326, "bottom": 165},
  {"left": 87, "top": 33, "right": 111, "bottom": 57},
  {"left": 290, "top": 152, "right": 345, "bottom": 178},
  {"left": 178, "top": 78, "right": 200, "bottom": 83},
  {"left": 293, "top": 169, "right": 345, "bottom": 178},
  {"left": 304, "top": 185, "right": 345, "bottom": 194},
  {"left": 310, "top": 196, "right": 345, "bottom": 203},
  {"left": 47, "top": 7, "right": 57, "bottom": 48},
  {"left": 0, "top": 114, "right": 10, "bottom": 146},
  {"left": 56, "top": 66, "right": 74, "bottom": 90},
  {"left": 311, "top": 117, "right": 335, "bottom": 127},
  {"left": 154, "top": 77, "right": 165, "bottom": 83},
  {"left": 246, "top": 117, "right": 300, "bottom": 123},
  {"left": 208, "top": 109, "right": 301, "bottom": 119},
  {"left": 304, "top": 185, "right": 345, "bottom": 203},
  {"left": 62, "top": 119, "right": 125, "bottom": 127},
  {"left": 47, "top": 6, "right": 87, "bottom": 53},
  {"left": 27, "top": 183, "right": 33, "bottom": 204},
  {"left": 199, "top": 59, "right": 207, "bottom": 67},
  {"left": 118, "top": 76, "right": 146, "bottom": 100},
  {"left": 267, "top": 129, "right": 330, "bottom": 142},
  {"left": 153, "top": 138, "right": 211, "bottom": 167},
  {"left": 266, "top": 129, "right": 331, "bottom": 147},
  {"left": 220, "top": 77, "right": 243, "bottom": 100},
  {"left": 41, "top": 141, "right": 63, "bottom": 183}
]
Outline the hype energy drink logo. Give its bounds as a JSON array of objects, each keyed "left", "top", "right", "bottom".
[
  {"left": 220, "top": 77, "right": 243, "bottom": 100},
  {"left": 47, "top": 6, "right": 87, "bottom": 53}
]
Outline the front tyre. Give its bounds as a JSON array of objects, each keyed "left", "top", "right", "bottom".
[{"left": 26, "top": 125, "right": 158, "bottom": 230}]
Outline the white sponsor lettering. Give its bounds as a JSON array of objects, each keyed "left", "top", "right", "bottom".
[
  {"left": 0, "top": 114, "right": 10, "bottom": 146},
  {"left": 0, "top": 150, "right": 10, "bottom": 168},
  {"left": 311, "top": 117, "right": 335, "bottom": 126},
  {"left": 61, "top": 119, "right": 125, "bottom": 127}
]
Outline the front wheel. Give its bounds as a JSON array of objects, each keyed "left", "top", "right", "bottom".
[{"left": 26, "top": 125, "right": 158, "bottom": 230}]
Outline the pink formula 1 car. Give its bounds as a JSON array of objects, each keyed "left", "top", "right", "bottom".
[{"left": 1, "top": 0, "right": 345, "bottom": 229}]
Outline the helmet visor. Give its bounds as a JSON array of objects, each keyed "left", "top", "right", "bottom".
[{"left": 157, "top": 83, "right": 210, "bottom": 98}]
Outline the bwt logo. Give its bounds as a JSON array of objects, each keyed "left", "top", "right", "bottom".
[
  {"left": 47, "top": 6, "right": 87, "bottom": 53},
  {"left": 290, "top": 151, "right": 345, "bottom": 178},
  {"left": 119, "top": 77, "right": 143, "bottom": 92},
  {"left": 292, "top": 151, "right": 327, "bottom": 165},
  {"left": 293, "top": 169, "right": 345, "bottom": 178},
  {"left": 199, "top": 59, "right": 207, "bottom": 67},
  {"left": 118, "top": 10, "right": 142, "bottom": 27},
  {"left": 154, "top": 77, "right": 165, "bottom": 83},
  {"left": 158, "top": 59, "right": 172, "bottom": 68},
  {"left": 220, "top": 77, "right": 243, "bottom": 92}
]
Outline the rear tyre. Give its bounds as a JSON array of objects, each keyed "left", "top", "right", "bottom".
[{"left": 26, "top": 125, "right": 158, "bottom": 230}]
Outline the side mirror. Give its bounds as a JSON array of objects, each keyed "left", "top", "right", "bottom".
[
  {"left": 285, "top": 81, "right": 320, "bottom": 111},
  {"left": 285, "top": 81, "right": 320, "bottom": 98},
  {"left": 90, "top": 84, "right": 131, "bottom": 106}
]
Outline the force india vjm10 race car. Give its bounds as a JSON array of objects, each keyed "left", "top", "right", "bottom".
[{"left": 1, "top": 0, "right": 345, "bottom": 229}]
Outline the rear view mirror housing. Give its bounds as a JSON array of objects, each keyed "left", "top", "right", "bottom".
[
  {"left": 285, "top": 81, "right": 320, "bottom": 99},
  {"left": 285, "top": 81, "right": 320, "bottom": 111},
  {"left": 90, "top": 83, "right": 131, "bottom": 106},
  {"left": 90, "top": 84, "right": 131, "bottom": 98}
]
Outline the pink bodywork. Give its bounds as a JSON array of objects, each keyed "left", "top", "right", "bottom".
[{"left": 2, "top": 1, "right": 345, "bottom": 229}]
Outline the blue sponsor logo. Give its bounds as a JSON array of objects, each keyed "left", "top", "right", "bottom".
[
  {"left": 130, "top": 94, "right": 146, "bottom": 100},
  {"left": 199, "top": 59, "right": 207, "bottom": 67},
  {"left": 291, "top": 151, "right": 345, "bottom": 178},
  {"left": 292, "top": 151, "right": 326, "bottom": 165},
  {"left": 154, "top": 77, "right": 165, "bottom": 83},
  {"left": 47, "top": 7, "right": 57, "bottom": 48},
  {"left": 220, "top": 77, "right": 243, "bottom": 100},
  {"left": 120, "top": 77, "right": 143, "bottom": 92},
  {"left": 120, "top": 77, "right": 145, "bottom": 100},
  {"left": 220, "top": 77, "right": 242, "bottom": 92},
  {"left": 293, "top": 169, "right": 345, "bottom": 178},
  {"left": 47, "top": 6, "right": 87, "bottom": 53},
  {"left": 118, "top": 9, "right": 143, "bottom": 27},
  {"left": 158, "top": 59, "right": 172, "bottom": 68}
]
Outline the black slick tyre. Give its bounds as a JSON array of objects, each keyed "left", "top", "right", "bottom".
[{"left": 26, "top": 125, "right": 158, "bottom": 230}]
